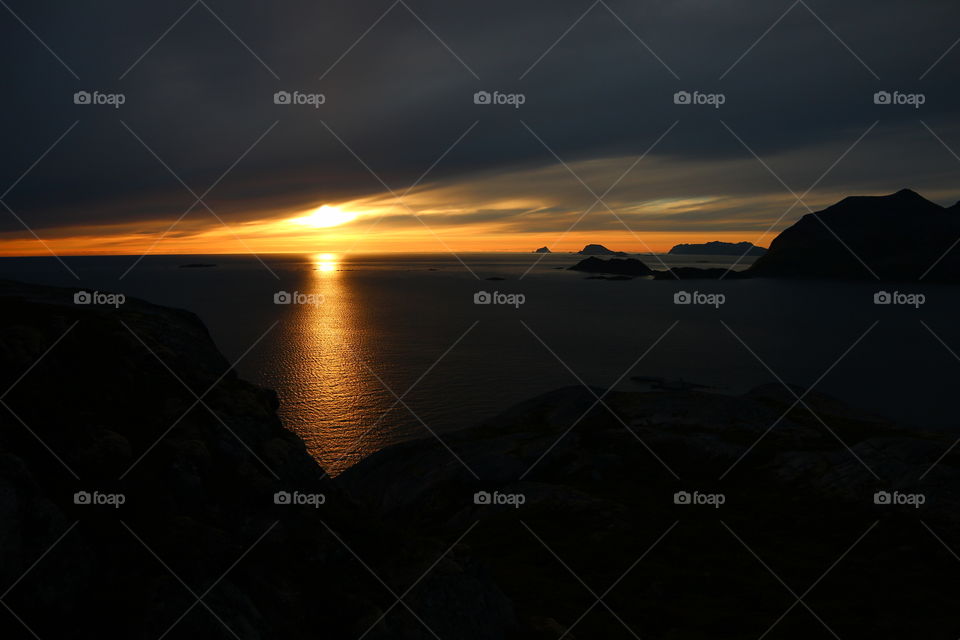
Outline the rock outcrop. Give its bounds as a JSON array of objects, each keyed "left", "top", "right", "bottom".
[
  {"left": 568, "top": 256, "right": 654, "bottom": 276},
  {"left": 669, "top": 241, "right": 766, "bottom": 256}
]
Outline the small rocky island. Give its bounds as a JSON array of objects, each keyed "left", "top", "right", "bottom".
[
  {"left": 568, "top": 256, "right": 653, "bottom": 276},
  {"left": 568, "top": 257, "right": 745, "bottom": 279},
  {"left": 577, "top": 243, "right": 628, "bottom": 256},
  {"left": 668, "top": 241, "right": 766, "bottom": 256},
  {"left": 532, "top": 246, "right": 551, "bottom": 254}
]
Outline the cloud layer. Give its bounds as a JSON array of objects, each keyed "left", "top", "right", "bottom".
[{"left": 1, "top": 0, "right": 958, "bottom": 252}]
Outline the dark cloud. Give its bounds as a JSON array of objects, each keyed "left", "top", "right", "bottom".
[{"left": 1, "top": 0, "right": 959, "bottom": 238}]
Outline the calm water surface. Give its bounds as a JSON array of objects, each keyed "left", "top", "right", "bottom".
[{"left": 2, "top": 252, "right": 957, "bottom": 474}]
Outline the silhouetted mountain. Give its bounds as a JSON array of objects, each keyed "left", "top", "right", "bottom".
[
  {"left": 532, "top": 246, "right": 551, "bottom": 253},
  {"left": 577, "top": 243, "right": 628, "bottom": 256},
  {"left": 749, "top": 189, "right": 960, "bottom": 281},
  {"left": 568, "top": 256, "right": 653, "bottom": 276},
  {"left": 669, "top": 241, "right": 766, "bottom": 256}
]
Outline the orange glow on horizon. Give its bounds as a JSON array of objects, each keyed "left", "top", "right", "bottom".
[
  {"left": 0, "top": 183, "right": 780, "bottom": 258},
  {"left": 0, "top": 152, "right": 814, "bottom": 258},
  {"left": 0, "top": 228, "right": 769, "bottom": 257}
]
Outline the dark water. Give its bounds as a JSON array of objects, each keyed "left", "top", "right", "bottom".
[{"left": 2, "top": 252, "right": 957, "bottom": 474}]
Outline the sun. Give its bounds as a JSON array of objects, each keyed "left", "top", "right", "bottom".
[
  {"left": 291, "top": 205, "right": 357, "bottom": 228},
  {"left": 314, "top": 253, "right": 338, "bottom": 272}
]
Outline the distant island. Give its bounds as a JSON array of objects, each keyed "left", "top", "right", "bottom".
[
  {"left": 668, "top": 241, "right": 766, "bottom": 256},
  {"left": 577, "top": 243, "right": 628, "bottom": 256},
  {"left": 569, "top": 256, "right": 653, "bottom": 276},
  {"left": 533, "top": 246, "right": 551, "bottom": 253},
  {"left": 569, "top": 257, "right": 745, "bottom": 279},
  {"left": 570, "top": 189, "right": 960, "bottom": 281}
]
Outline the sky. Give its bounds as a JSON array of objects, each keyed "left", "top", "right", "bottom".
[{"left": 1, "top": 0, "right": 959, "bottom": 255}]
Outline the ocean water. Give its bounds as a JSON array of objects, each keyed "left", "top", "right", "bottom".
[{"left": 3, "top": 252, "right": 958, "bottom": 475}]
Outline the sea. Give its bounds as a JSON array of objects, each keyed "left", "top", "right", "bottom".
[{"left": 2, "top": 251, "right": 957, "bottom": 475}]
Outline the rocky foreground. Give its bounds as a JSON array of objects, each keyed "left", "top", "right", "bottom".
[
  {"left": 343, "top": 382, "right": 960, "bottom": 638},
  {"left": 2, "top": 280, "right": 959, "bottom": 638},
  {"left": 0, "top": 281, "right": 512, "bottom": 640}
]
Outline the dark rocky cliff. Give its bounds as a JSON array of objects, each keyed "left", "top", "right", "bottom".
[{"left": 0, "top": 280, "right": 514, "bottom": 639}]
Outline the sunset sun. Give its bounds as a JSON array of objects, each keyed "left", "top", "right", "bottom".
[{"left": 291, "top": 205, "right": 357, "bottom": 228}]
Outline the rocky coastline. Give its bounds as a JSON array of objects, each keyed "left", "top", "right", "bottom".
[{"left": 2, "top": 279, "right": 958, "bottom": 638}]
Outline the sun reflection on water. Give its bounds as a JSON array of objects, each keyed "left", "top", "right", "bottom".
[
  {"left": 277, "top": 253, "right": 386, "bottom": 475},
  {"left": 315, "top": 253, "right": 337, "bottom": 272}
]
